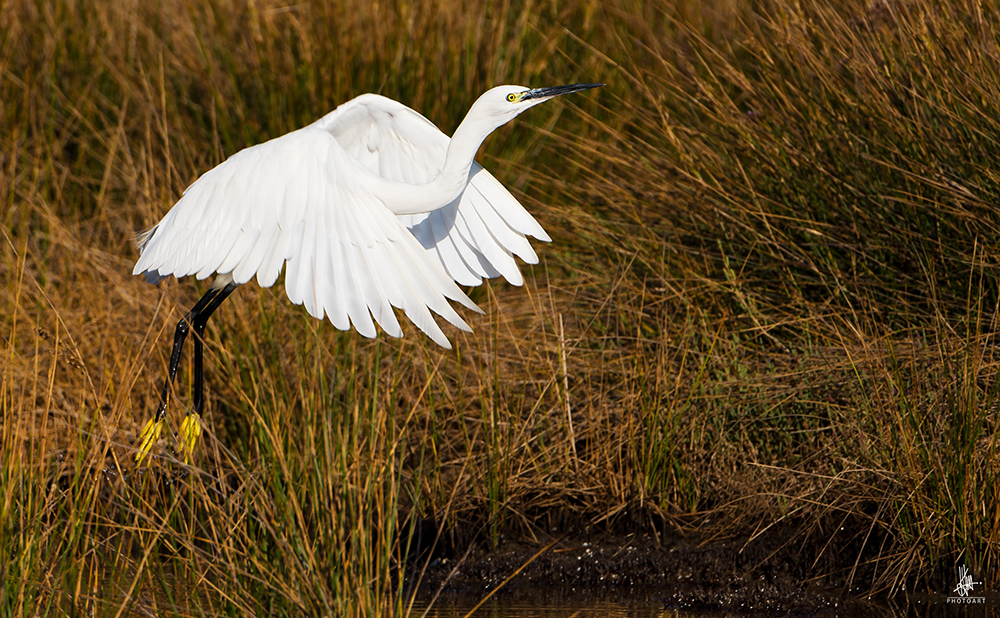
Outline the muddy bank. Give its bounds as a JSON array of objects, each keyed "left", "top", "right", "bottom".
[{"left": 407, "top": 528, "right": 887, "bottom": 615}]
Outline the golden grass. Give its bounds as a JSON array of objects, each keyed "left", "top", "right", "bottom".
[{"left": 2, "top": 0, "right": 1000, "bottom": 614}]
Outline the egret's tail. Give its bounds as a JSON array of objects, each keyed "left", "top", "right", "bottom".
[{"left": 135, "top": 225, "right": 159, "bottom": 253}]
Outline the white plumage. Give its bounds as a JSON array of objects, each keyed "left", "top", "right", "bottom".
[
  {"left": 132, "top": 82, "right": 602, "bottom": 464},
  {"left": 135, "top": 84, "right": 598, "bottom": 348}
]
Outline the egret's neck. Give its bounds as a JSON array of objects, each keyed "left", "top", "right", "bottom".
[{"left": 371, "top": 114, "right": 498, "bottom": 215}]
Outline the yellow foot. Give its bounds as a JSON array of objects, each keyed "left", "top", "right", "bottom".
[
  {"left": 136, "top": 418, "right": 165, "bottom": 465},
  {"left": 179, "top": 413, "right": 202, "bottom": 464}
]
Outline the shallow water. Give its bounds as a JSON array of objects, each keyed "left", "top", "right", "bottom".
[
  {"left": 410, "top": 593, "right": 1000, "bottom": 618},
  {"left": 409, "top": 599, "right": 675, "bottom": 617}
]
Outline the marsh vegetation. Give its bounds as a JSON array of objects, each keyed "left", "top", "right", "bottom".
[{"left": 2, "top": 0, "right": 999, "bottom": 614}]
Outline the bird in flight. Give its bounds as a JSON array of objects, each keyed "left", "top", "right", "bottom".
[{"left": 133, "top": 82, "right": 603, "bottom": 464}]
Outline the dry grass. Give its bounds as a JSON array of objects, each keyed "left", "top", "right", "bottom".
[{"left": 2, "top": 0, "right": 1000, "bottom": 614}]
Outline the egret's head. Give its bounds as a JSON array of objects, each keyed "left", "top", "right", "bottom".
[{"left": 473, "top": 83, "right": 603, "bottom": 127}]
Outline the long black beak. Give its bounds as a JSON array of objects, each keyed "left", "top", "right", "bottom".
[{"left": 523, "top": 83, "right": 604, "bottom": 100}]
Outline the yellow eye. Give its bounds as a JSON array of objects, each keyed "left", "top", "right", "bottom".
[{"left": 506, "top": 93, "right": 517, "bottom": 102}]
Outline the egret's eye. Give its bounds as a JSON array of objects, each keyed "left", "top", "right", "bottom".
[{"left": 506, "top": 93, "right": 517, "bottom": 102}]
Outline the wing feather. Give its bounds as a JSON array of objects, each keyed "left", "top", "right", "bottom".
[
  {"left": 217, "top": 229, "right": 261, "bottom": 278},
  {"left": 426, "top": 210, "right": 480, "bottom": 286},
  {"left": 470, "top": 168, "right": 551, "bottom": 242},
  {"left": 452, "top": 196, "right": 522, "bottom": 285},
  {"left": 325, "top": 227, "right": 352, "bottom": 331},
  {"left": 387, "top": 244, "right": 453, "bottom": 348},
  {"left": 369, "top": 243, "right": 404, "bottom": 308},
  {"left": 314, "top": 97, "right": 549, "bottom": 288},
  {"left": 297, "top": 219, "right": 322, "bottom": 319},
  {"left": 232, "top": 228, "right": 275, "bottom": 284},
  {"left": 256, "top": 226, "right": 291, "bottom": 288},
  {"left": 463, "top": 180, "right": 536, "bottom": 260},
  {"left": 135, "top": 124, "right": 481, "bottom": 347},
  {"left": 359, "top": 245, "right": 403, "bottom": 337},
  {"left": 282, "top": 224, "right": 303, "bottom": 304},
  {"left": 343, "top": 242, "right": 379, "bottom": 337},
  {"left": 136, "top": 91, "right": 552, "bottom": 348}
]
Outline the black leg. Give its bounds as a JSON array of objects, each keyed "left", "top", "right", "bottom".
[
  {"left": 191, "top": 281, "right": 238, "bottom": 415},
  {"left": 152, "top": 284, "right": 229, "bottom": 423},
  {"left": 138, "top": 279, "right": 239, "bottom": 464}
]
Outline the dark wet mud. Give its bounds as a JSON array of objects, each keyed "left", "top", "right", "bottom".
[{"left": 407, "top": 529, "right": 888, "bottom": 616}]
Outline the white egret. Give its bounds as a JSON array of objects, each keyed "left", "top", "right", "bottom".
[{"left": 133, "top": 82, "right": 602, "bottom": 463}]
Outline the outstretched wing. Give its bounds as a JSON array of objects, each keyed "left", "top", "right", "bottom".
[
  {"left": 133, "top": 127, "right": 478, "bottom": 348},
  {"left": 313, "top": 94, "right": 551, "bottom": 287}
]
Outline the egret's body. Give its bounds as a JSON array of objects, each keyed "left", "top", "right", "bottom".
[{"left": 133, "top": 83, "right": 601, "bottom": 463}]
